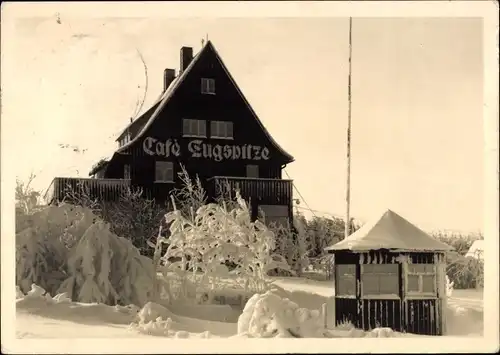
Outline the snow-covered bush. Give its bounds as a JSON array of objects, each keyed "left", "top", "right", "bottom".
[
  {"left": 16, "top": 204, "right": 96, "bottom": 295},
  {"left": 159, "top": 190, "right": 292, "bottom": 303},
  {"left": 237, "top": 289, "right": 325, "bottom": 338},
  {"left": 446, "top": 275, "right": 454, "bottom": 298},
  {"left": 16, "top": 204, "right": 156, "bottom": 307},
  {"left": 58, "top": 220, "right": 155, "bottom": 306},
  {"left": 432, "top": 230, "right": 484, "bottom": 289},
  {"left": 102, "top": 187, "right": 168, "bottom": 258}
]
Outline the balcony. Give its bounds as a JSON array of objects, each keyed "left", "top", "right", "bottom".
[
  {"left": 44, "top": 177, "right": 131, "bottom": 204},
  {"left": 206, "top": 176, "right": 293, "bottom": 207}
]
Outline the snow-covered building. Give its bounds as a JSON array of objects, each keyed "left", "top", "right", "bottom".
[
  {"left": 465, "top": 239, "right": 484, "bottom": 260},
  {"left": 45, "top": 40, "right": 295, "bottom": 226},
  {"left": 325, "top": 209, "right": 454, "bottom": 336}
]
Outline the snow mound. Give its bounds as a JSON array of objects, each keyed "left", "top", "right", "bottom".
[
  {"left": 237, "top": 289, "right": 325, "bottom": 338},
  {"left": 365, "top": 327, "right": 398, "bottom": 337},
  {"left": 129, "top": 316, "right": 215, "bottom": 338},
  {"left": 130, "top": 301, "right": 234, "bottom": 337},
  {"left": 16, "top": 284, "right": 140, "bottom": 325}
]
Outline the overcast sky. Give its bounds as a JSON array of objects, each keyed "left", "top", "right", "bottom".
[{"left": 2, "top": 9, "right": 485, "bottom": 233}]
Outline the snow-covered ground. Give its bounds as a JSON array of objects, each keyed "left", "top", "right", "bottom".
[{"left": 15, "top": 278, "right": 483, "bottom": 339}]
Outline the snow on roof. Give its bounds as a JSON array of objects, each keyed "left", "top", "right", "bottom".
[
  {"left": 325, "top": 209, "right": 454, "bottom": 252},
  {"left": 465, "top": 239, "right": 484, "bottom": 259}
]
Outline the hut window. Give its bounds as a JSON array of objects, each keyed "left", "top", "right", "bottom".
[
  {"left": 201, "top": 78, "right": 216, "bottom": 94},
  {"left": 335, "top": 264, "right": 356, "bottom": 296},
  {"left": 361, "top": 264, "right": 399, "bottom": 296},
  {"left": 124, "top": 164, "right": 131, "bottom": 179},
  {"left": 155, "top": 161, "right": 174, "bottom": 183},
  {"left": 210, "top": 121, "right": 234, "bottom": 139},
  {"left": 183, "top": 119, "right": 207, "bottom": 137},
  {"left": 407, "top": 264, "right": 436, "bottom": 295}
]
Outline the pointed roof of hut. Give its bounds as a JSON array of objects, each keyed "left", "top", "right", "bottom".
[{"left": 325, "top": 209, "right": 454, "bottom": 252}]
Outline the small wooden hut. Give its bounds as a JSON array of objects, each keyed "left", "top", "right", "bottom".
[{"left": 325, "top": 209, "right": 453, "bottom": 336}]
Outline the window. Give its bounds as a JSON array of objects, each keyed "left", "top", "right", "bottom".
[
  {"left": 258, "top": 204, "right": 289, "bottom": 229},
  {"left": 407, "top": 264, "right": 436, "bottom": 295},
  {"left": 124, "top": 164, "right": 131, "bottom": 179},
  {"left": 119, "top": 133, "right": 131, "bottom": 147},
  {"left": 246, "top": 165, "right": 259, "bottom": 178},
  {"left": 210, "top": 120, "right": 233, "bottom": 139},
  {"left": 361, "top": 264, "right": 399, "bottom": 297},
  {"left": 155, "top": 161, "right": 174, "bottom": 182},
  {"left": 336, "top": 264, "right": 356, "bottom": 297},
  {"left": 183, "top": 119, "right": 206, "bottom": 137},
  {"left": 201, "top": 78, "right": 215, "bottom": 94}
]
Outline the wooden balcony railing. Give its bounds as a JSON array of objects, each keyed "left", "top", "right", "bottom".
[
  {"left": 206, "top": 176, "right": 293, "bottom": 206},
  {"left": 44, "top": 177, "right": 131, "bottom": 204}
]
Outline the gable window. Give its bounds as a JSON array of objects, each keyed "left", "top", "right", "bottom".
[
  {"left": 336, "top": 264, "right": 356, "bottom": 297},
  {"left": 201, "top": 78, "right": 215, "bottom": 94},
  {"left": 183, "top": 119, "right": 207, "bottom": 138},
  {"left": 246, "top": 164, "right": 259, "bottom": 178},
  {"left": 124, "top": 164, "right": 131, "bottom": 179},
  {"left": 406, "top": 264, "right": 436, "bottom": 296},
  {"left": 155, "top": 161, "right": 174, "bottom": 183},
  {"left": 119, "top": 133, "right": 131, "bottom": 147},
  {"left": 210, "top": 120, "right": 233, "bottom": 139},
  {"left": 361, "top": 264, "right": 399, "bottom": 298}
]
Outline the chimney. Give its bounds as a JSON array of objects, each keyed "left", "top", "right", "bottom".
[
  {"left": 163, "top": 68, "right": 176, "bottom": 92},
  {"left": 180, "top": 46, "right": 193, "bottom": 74}
]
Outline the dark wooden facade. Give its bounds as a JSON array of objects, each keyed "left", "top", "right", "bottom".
[
  {"left": 45, "top": 41, "right": 295, "bottom": 225},
  {"left": 332, "top": 250, "right": 446, "bottom": 335}
]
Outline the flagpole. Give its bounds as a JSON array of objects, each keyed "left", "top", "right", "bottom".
[{"left": 345, "top": 17, "right": 353, "bottom": 239}]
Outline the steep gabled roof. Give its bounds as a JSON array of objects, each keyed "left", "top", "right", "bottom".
[
  {"left": 115, "top": 98, "right": 162, "bottom": 142},
  {"left": 116, "top": 41, "right": 294, "bottom": 163},
  {"left": 325, "top": 209, "right": 454, "bottom": 252}
]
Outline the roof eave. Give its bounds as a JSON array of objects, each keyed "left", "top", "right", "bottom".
[
  {"left": 324, "top": 246, "right": 454, "bottom": 253},
  {"left": 115, "top": 45, "right": 207, "bottom": 154}
]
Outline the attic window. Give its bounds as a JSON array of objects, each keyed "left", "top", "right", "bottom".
[
  {"left": 210, "top": 121, "right": 233, "bottom": 139},
  {"left": 201, "top": 78, "right": 215, "bottom": 94},
  {"left": 183, "top": 119, "right": 207, "bottom": 138},
  {"left": 119, "top": 133, "right": 131, "bottom": 147}
]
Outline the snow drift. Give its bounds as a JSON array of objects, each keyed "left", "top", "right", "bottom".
[{"left": 16, "top": 284, "right": 140, "bottom": 325}]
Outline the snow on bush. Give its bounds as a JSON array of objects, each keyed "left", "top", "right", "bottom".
[
  {"left": 58, "top": 220, "right": 155, "bottom": 306},
  {"left": 237, "top": 289, "right": 325, "bottom": 338},
  {"left": 16, "top": 204, "right": 97, "bottom": 295},
  {"left": 129, "top": 301, "right": 235, "bottom": 338},
  {"left": 16, "top": 204, "right": 156, "bottom": 307},
  {"left": 158, "top": 190, "right": 292, "bottom": 303},
  {"left": 446, "top": 274, "right": 454, "bottom": 298}
]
